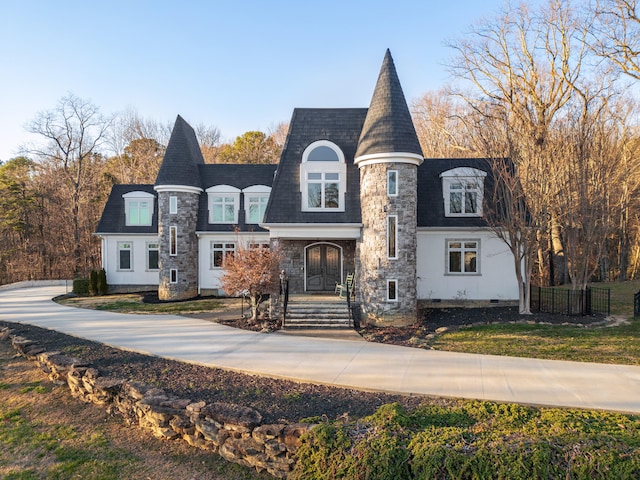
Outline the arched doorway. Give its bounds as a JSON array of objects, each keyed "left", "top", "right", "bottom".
[{"left": 305, "top": 243, "right": 341, "bottom": 291}]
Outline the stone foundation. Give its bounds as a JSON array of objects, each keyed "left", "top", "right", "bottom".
[{"left": 2, "top": 326, "right": 314, "bottom": 479}]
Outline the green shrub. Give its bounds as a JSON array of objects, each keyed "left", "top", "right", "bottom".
[
  {"left": 72, "top": 278, "right": 89, "bottom": 296},
  {"left": 291, "top": 402, "right": 640, "bottom": 480},
  {"left": 97, "top": 269, "right": 108, "bottom": 295},
  {"left": 88, "top": 270, "right": 98, "bottom": 296}
]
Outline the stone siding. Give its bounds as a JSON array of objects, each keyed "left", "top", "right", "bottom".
[
  {"left": 158, "top": 191, "right": 200, "bottom": 300},
  {"left": 357, "top": 162, "right": 417, "bottom": 326},
  {"left": 3, "top": 326, "right": 314, "bottom": 479}
]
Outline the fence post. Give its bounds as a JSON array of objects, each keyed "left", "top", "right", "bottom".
[{"left": 586, "top": 287, "right": 591, "bottom": 316}]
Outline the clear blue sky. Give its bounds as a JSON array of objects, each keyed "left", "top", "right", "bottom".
[{"left": 0, "top": 0, "right": 514, "bottom": 161}]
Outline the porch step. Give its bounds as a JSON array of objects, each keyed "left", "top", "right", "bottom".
[{"left": 284, "top": 301, "right": 352, "bottom": 329}]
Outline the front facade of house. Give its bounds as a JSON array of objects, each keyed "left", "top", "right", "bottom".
[{"left": 95, "top": 50, "right": 519, "bottom": 326}]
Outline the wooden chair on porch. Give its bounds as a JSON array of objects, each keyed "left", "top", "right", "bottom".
[{"left": 335, "top": 273, "right": 355, "bottom": 299}]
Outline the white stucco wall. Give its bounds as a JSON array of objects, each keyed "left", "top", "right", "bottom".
[
  {"left": 197, "top": 232, "right": 270, "bottom": 294},
  {"left": 100, "top": 235, "right": 159, "bottom": 286},
  {"left": 416, "top": 229, "right": 519, "bottom": 301}
]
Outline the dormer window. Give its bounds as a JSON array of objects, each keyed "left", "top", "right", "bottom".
[
  {"left": 243, "top": 185, "right": 271, "bottom": 223},
  {"left": 122, "top": 191, "right": 155, "bottom": 226},
  {"left": 440, "top": 167, "right": 487, "bottom": 217},
  {"left": 206, "top": 185, "right": 240, "bottom": 224},
  {"left": 300, "top": 140, "right": 346, "bottom": 212}
]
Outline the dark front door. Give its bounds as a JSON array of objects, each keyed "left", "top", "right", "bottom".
[{"left": 306, "top": 244, "right": 341, "bottom": 291}]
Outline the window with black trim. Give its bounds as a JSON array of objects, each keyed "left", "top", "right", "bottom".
[{"left": 170, "top": 269, "right": 178, "bottom": 283}]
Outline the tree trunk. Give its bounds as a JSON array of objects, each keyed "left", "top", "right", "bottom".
[{"left": 550, "top": 217, "right": 567, "bottom": 285}]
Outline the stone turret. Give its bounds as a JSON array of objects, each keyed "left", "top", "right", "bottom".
[
  {"left": 154, "top": 115, "right": 203, "bottom": 300},
  {"left": 355, "top": 50, "right": 424, "bottom": 326}
]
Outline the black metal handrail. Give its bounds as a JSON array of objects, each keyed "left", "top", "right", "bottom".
[
  {"left": 345, "top": 279, "right": 352, "bottom": 327},
  {"left": 282, "top": 279, "right": 289, "bottom": 328}
]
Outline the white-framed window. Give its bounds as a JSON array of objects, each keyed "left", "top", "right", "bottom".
[
  {"left": 207, "top": 185, "right": 240, "bottom": 223},
  {"left": 211, "top": 241, "right": 236, "bottom": 269},
  {"left": 387, "top": 279, "right": 398, "bottom": 302},
  {"left": 248, "top": 241, "right": 270, "bottom": 249},
  {"left": 440, "top": 167, "right": 487, "bottom": 217},
  {"left": 300, "top": 140, "right": 346, "bottom": 212},
  {"left": 147, "top": 241, "right": 159, "bottom": 271},
  {"left": 447, "top": 239, "right": 479, "bottom": 274},
  {"left": 117, "top": 241, "right": 133, "bottom": 271},
  {"left": 123, "top": 191, "right": 155, "bottom": 226},
  {"left": 243, "top": 185, "right": 271, "bottom": 224},
  {"left": 387, "top": 215, "right": 398, "bottom": 259},
  {"left": 170, "top": 269, "right": 178, "bottom": 284},
  {"left": 388, "top": 170, "right": 398, "bottom": 196},
  {"left": 247, "top": 196, "right": 268, "bottom": 223},
  {"left": 169, "top": 196, "right": 177, "bottom": 214},
  {"left": 307, "top": 172, "right": 340, "bottom": 209},
  {"left": 169, "top": 226, "right": 177, "bottom": 256}
]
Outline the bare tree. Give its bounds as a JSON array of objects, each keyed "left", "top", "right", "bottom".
[
  {"left": 267, "top": 121, "right": 290, "bottom": 149},
  {"left": 25, "top": 93, "right": 113, "bottom": 277},
  {"left": 195, "top": 122, "right": 222, "bottom": 164},
  {"left": 411, "top": 89, "right": 477, "bottom": 157},
  {"left": 447, "top": 0, "right": 594, "bottom": 308},
  {"left": 591, "top": 0, "right": 640, "bottom": 80}
]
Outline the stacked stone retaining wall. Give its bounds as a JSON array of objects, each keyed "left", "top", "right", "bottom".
[{"left": 1, "top": 326, "right": 314, "bottom": 478}]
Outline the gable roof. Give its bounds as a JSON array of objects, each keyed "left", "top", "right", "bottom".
[
  {"left": 263, "top": 108, "right": 367, "bottom": 225},
  {"left": 155, "top": 115, "right": 205, "bottom": 189},
  {"left": 95, "top": 184, "right": 158, "bottom": 234},
  {"left": 355, "top": 49, "right": 423, "bottom": 159}
]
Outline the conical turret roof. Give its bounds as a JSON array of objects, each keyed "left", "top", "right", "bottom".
[
  {"left": 355, "top": 49, "right": 423, "bottom": 160},
  {"left": 155, "top": 115, "right": 204, "bottom": 189}
]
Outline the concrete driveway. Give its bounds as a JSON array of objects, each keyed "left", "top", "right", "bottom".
[{"left": 1, "top": 284, "right": 639, "bottom": 414}]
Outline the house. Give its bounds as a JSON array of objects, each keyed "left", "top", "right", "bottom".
[{"left": 95, "top": 50, "right": 519, "bottom": 326}]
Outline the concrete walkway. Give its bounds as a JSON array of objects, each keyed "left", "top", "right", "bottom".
[{"left": 1, "top": 285, "right": 640, "bottom": 414}]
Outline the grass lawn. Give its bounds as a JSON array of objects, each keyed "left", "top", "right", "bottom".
[
  {"left": 429, "top": 280, "right": 640, "bottom": 365},
  {"left": 58, "top": 293, "right": 236, "bottom": 314}
]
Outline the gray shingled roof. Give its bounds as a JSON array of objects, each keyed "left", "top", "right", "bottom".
[
  {"left": 263, "top": 108, "right": 367, "bottom": 225},
  {"left": 417, "top": 158, "right": 493, "bottom": 228},
  {"left": 155, "top": 115, "right": 205, "bottom": 189},
  {"left": 355, "top": 49, "right": 423, "bottom": 159},
  {"left": 95, "top": 184, "right": 158, "bottom": 234},
  {"left": 196, "top": 164, "right": 277, "bottom": 232}
]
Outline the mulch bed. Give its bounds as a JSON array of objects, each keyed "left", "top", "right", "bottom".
[{"left": 0, "top": 320, "right": 435, "bottom": 424}]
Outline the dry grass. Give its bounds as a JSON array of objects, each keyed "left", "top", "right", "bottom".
[{"left": 0, "top": 340, "right": 270, "bottom": 480}]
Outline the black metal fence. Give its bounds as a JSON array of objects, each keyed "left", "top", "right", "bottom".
[{"left": 530, "top": 285, "right": 610, "bottom": 316}]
